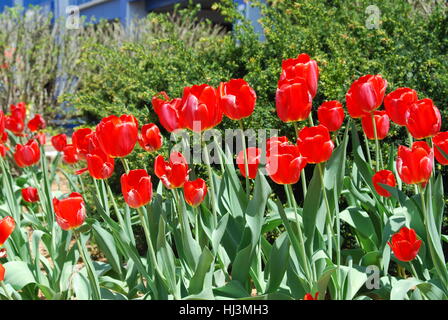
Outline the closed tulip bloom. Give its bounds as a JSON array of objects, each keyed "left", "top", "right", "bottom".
[
  {"left": 361, "top": 111, "right": 390, "bottom": 140},
  {"left": 51, "top": 134, "right": 67, "bottom": 152},
  {"left": 304, "top": 292, "right": 319, "bottom": 300},
  {"left": 27, "top": 114, "right": 46, "bottom": 132},
  {"left": 346, "top": 74, "right": 388, "bottom": 118},
  {"left": 372, "top": 170, "right": 396, "bottom": 197},
  {"left": 317, "top": 101, "right": 345, "bottom": 132},
  {"left": 62, "top": 145, "right": 79, "bottom": 164},
  {"left": 53, "top": 192, "right": 86, "bottom": 231},
  {"left": 85, "top": 149, "right": 114, "bottom": 180},
  {"left": 72, "top": 128, "right": 93, "bottom": 159},
  {"left": 96, "top": 115, "right": 139, "bottom": 158},
  {"left": 0, "top": 216, "right": 15, "bottom": 246},
  {"left": 152, "top": 92, "right": 183, "bottom": 133},
  {"left": 10, "top": 102, "right": 26, "bottom": 121},
  {"left": 138, "top": 123, "right": 163, "bottom": 152},
  {"left": 406, "top": 99, "right": 441, "bottom": 139},
  {"left": 266, "top": 136, "right": 289, "bottom": 157},
  {"left": 219, "top": 78, "right": 256, "bottom": 120},
  {"left": 433, "top": 132, "right": 448, "bottom": 165},
  {"left": 297, "top": 125, "right": 334, "bottom": 164},
  {"left": 276, "top": 78, "right": 313, "bottom": 123},
  {"left": 236, "top": 147, "right": 261, "bottom": 179},
  {"left": 14, "top": 139, "right": 40, "bottom": 168},
  {"left": 396, "top": 141, "right": 433, "bottom": 187},
  {"left": 388, "top": 227, "right": 421, "bottom": 262},
  {"left": 184, "top": 178, "right": 208, "bottom": 207},
  {"left": 384, "top": 88, "right": 418, "bottom": 126},
  {"left": 22, "top": 187, "right": 39, "bottom": 203},
  {"left": 5, "top": 115, "right": 24, "bottom": 136},
  {"left": 121, "top": 169, "right": 153, "bottom": 208},
  {"left": 0, "top": 263, "right": 4, "bottom": 281},
  {"left": 266, "top": 138, "right": 307, "bottom": 185},
  {"left": 279, "top": 53, "right": 319, "bottom": 98},
  {"left": 180, "top": 84, "right": 223, "bottom": 132},
  {"left": 155, "top": 152, "right": 189, "bottom": 189}
]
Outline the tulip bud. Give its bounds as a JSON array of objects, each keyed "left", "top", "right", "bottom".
[{"left": 388, "top": 227, "right": 421, "bottom": 262}]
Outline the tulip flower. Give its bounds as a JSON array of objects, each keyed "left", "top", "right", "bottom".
[
  {"left": 384, "top": 87, "right": 418, "bottom": 126},
  {"left": 1, "top": 132, "right": 7, "bottom": 144},
  {"left": 396, "top": 141, "right": 433, "bottom": 187},
  {"left": 152, "top": 92, "right": 183, "bottom": 133},
  {"left": 72, "top": 128, "right": 93, "bottom": 159},
  {"left": 51, "top": 133, "right": 67, "bottom": 152},
  {"left": 317, "top": 101, "right": 345, "bottom": 132},
  {"left": 121, "top": 169, "right": 153, "bottom": 208},
  {"left": 266, "top": 138, "right": 307, "bottom": 185},
  {"left": 10, "top": 102, "right": 26, "bottom": 121},
  {"left": 406, "top": 99, "right": 441, "bottom": 139},
  {"left": 0, "top": 110, "right": 4, "bottom": 134},
  {"left": 27, "top": 114, "right": 46, "bottom": 132},
  {"left": 372, "top": 170, "right": 396, "bottom": 197},
  {"left": 276, "top": 78, "right": 313, "bottom": 123},
  {"left": 179, "top": 84, "right": 223, "bottom": 132},
  {"left": 236, "top": 147, "right": 261, "bottom": 179},
  {"left": 0, "top": 216, "right": 15, "bottom": 246},
  {"left": 0, "top": 144, "right": 8, "bottom": 157},
  {"left": 184, "top": 178, "right": 208, "bottom": 207},
  {"left": 85, "top": 149, "right": 114, "bottom": 180},
  {"left": 361, "top": 111, "right": 390, "bottom": 140},
  {"left": 278, "top": 53, "right": 319, "bottom": 98},
  {"left": 138, "top": 123, "right": 163, "bottom": 152},
  {"left": 154, "top": 152, "right": 189, "bottom": 189},
  {"left": 62, "top": 145, "right": 79, "bottom": 164},
  {"left": 266, "top": 136, "right": 289, "bottom": 157},
  {"left": 96, "top": 114, "right": 139, "bottom": 158},
  {"left": 388, "top": 227, "right": 421, "bottom": 262},
  {"left": 53, "top": 192, "right": 86, "bottom": 231},
  {"left": 346, "top": 74, "right": 387, "bottom": 118},
  {"left": 14, "top": 139, "right": 40, "bottom": 168},
  {"left": 5, "top": 115, "right": 24, "bottom": 136},
  {"left": 303, "top": 292, "right": 319, "bottom": 300},
  {"left": 22, "top": 187, "right": 39, "bottom": 203},
  {"left": 218, "top": 79, "right": 256, "bottom": 120},
  {"left": 297, "top": 125, "right": 334, "bottom": 164},
  {"left": 0, "top": 263, "right": 4, "bottom": 281},
  {"left": 433, "top": 132, "right": 448, "bottom": 165}
]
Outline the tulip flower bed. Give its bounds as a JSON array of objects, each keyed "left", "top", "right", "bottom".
[{"left": 0, "top": 53, "right": 448, "bottom": 301}]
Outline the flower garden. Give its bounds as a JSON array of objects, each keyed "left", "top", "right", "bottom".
[{"left": 1, "top": 0, "right": 448, "bottom": 301}]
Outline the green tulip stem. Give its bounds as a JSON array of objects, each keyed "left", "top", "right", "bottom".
[
  {"left": 193, "top": 206, "right": 200, "bottom": 243},
  {"left": 371, "top": 113, "right": 383, "bottom": 171},
  {"left": 120, "top": 157, "right": 130, "bottom": 173},
  {"left": 202, "top": 142, "right": 218, "bottom": 227},
  {"left": 363, "top": 131, "right": 373, "bottom": 168},
  {"left": 409, "top": 262, "right": 419, "bottom": 280},
  {"left": 294, "top": 122, "right": 307, "bottom": 201},
  {"left": 239, "top": 120, "right": 251, "bottom": 198}
]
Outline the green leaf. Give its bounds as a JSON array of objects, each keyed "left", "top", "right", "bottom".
[
  {"left": 3, "top": 261, "right": 36, "bottom": 290},
  {"left": 266, "top": 233, "right": 290, "bottom": 293},
  {"left": 92, "top": 222, "right": 122, "bottom": 276},
  {"left": 188, "top": 247, "right": 214, "bottom": 295}
]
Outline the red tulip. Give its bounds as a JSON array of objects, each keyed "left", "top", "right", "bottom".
[
  {"left": 406, "top": 99, "right": 441, "bottom": 139},
  {"left": 361, "top": 111, "right": 390, "bottom": 140},
  {"left": 266, "top": 137, "right": 307, "bottom": 185},
  {"left": 121, "top": 169, "right": 153, "bottom": 208},
  {"left": 51, "top": 134, "right": 67, "bottom": 152},
  {"left": 53, "top": 192, "right": 86, "bottom": 231},
  {"left": 154, "top": 152, "right": 189, "bottom": 189},
  {"left": 1, "top": 131, "right": 7, "bottom": 144},
  {"left": 384, "top": 88, "right": 418, "bottom": 126},
  {"left": 179, "top": 84, "right": 222, "bottom": 132},
  {"left": 433, "top": 132, "right": 448, "bottom": 165},
  {"left": 218, "top": 78, "right": 256, "bottom": 120},
  {"left": 0, "top": 110, "right": 4, "bottom": 134},
  {"left": 388, "top": 227, "right": 421, "bottom": 262},
  {"left": 304, "top": 292, "right": 319, "bottom": 300},
  {"left": 372, "top": 170, "right": 396, "bottom": 197},
  {"left": 14, "top": 139, "right": 40, "bottom": 168},
  {"left": 5, "top": 115, "right": 24, "bottom": 136},
  {"left": 138, "top": 123, "right": 163, "bottom": 152},
  {"left": 72, "top": 128, "right": 93, "bottom": 159},
  {"left": 152, "top": 92, "right": 183, "bottom": 133},
  {"left": 0, "top": 264, "right": 4, "bottom": 281},
  {"left": 85, "top": 149, "right": 114, "bottom": 180},
  {"left": 36, "top": 132, "right": 46, "bottom": 145},
  {"left": 396, "top": 141, "right": 433, "bottom": 187},
  {"left": 346, "top": 74, "right": 387, "bottom": 118},
  {"left": 62, "top": 145, "right": 79, "bottom": 164},
  {"left": 0, "top": 144, "right": 8, "bottom": 157},
  {"left": 27, "top": 114, "right": 46, "bottom": 132},
  {"left": 297, "top": 125, "right": 334, "bottom": 164},
  {"left": 184, "top": 178, "right": 208, "bottom": 207},
  {"left": 22, "top": 187, "right": 39, "bottom": 203},
  {"left": 10, "top": 102, "right": 26, "bottom": 121},
  {"left": 276, "top": 78, "right": 312, "bottom": 123},
  {"left": 236, "top": 147, "right": 261, "bottom": 179},
  {"left": 279, "top": 53, "right": 319, "bottom": 98},
  {"left": 317, "top": 101, "right": 345, "bottom": 132},
  {"left": 96, "top": 115, "right": 139, "bottom": 157},
  {"left": 0, "top": 216, "right": 15, "bottom": 246},
  {"left": 266, "top": 136, "right": 289, "bottom": 157}
]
